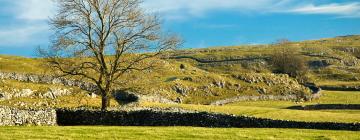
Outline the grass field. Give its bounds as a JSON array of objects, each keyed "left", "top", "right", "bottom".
[{"left": 0, "top": 126, "right": 359, "bottom": 140}]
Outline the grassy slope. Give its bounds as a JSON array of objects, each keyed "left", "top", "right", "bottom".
[
  {"left": 2, "top": 36, "right": 360, "bottom": 106},
  {"left": 0, "top": 126, "right": 359, "bottom": 140},
  {"left": 0, "top": 36, "right": 360, "bottom": 139},
  {"left": 0, "top": 55, "right": 309, "bottom": 105},
  {"left": 173, "top": 35, "right": 360, "bottom": 84},
  {"left": 0, "top": 55, "right": 46, "bottom": 74}
]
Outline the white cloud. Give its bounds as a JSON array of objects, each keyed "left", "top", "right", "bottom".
[
  {"left": 7, "top": 0, "right": 360, "bottom": 21},
  {"left": 0, "top": 24, "right": 49, "bottom": 47},
  {"left": 0, "top": 0, "right": 54, "bottom": 48},
  {"left": 289, "top": 2, "right": 360, "bottom": 17},
  {"left": 142, "top": 0, "right": 290, "bottom": 19},
  {"left": 16, "top": 0, "right": 55, "bottom": 20},
  {"left": 142, "top": 0, "right": 360, "bottom": 19}
]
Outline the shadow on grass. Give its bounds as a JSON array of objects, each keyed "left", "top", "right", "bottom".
[
  {"left": 286, "top": 104, "right": 360, "bottom": 110},
  {"left": 112, "top": 90, "right": 139, "bottom": 106}
]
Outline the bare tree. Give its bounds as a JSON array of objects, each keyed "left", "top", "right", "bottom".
[
  {"left": 41, "top": 0, "right": 181, "bottom": 110},
  {"left": 270, "top": 39, "right": 308, "bottom": 83}
]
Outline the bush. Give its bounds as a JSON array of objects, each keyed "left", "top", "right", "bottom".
[
  {"left": 270, "top": 39, "right": 309, "bottom": 83},
  {"left": 180, "top": 64, "right": 186, "bottom": 69}
]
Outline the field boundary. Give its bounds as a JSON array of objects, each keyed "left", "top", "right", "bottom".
[
  {"left": 56, "top": 108, "right": 360, "bottom": 131},
  {"left": 168, "top": 56, "right": 269, "bottom": 63},
  {"left": 287, "top": 104, "right": 360, "bottom": 110},
  {"left": 319, "top": 86, "right": 360, "bottom": 91},
  {"left": 1, "top": 106, "right": 359, "bottom": 131}
]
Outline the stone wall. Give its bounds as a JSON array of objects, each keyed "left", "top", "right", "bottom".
[
  {"left": 287, "top": 104, "right": 360, "bottom": 110},
  {"left": 0, "top": 106, "right": 56, "bottom": 126},
  {"left": 320, "top": 85, "right": 360, "bottom": 91},
  {"left": 210, "top": 93, "right": 322, "bottom": 105},
  {"left": 56, "top": 109, "right": 360, "bottom": 131},
  {"left": 210, "top": 95, "right": 298, "bottom": 105},
  {"left": 0, "top": 106, "right": 359, "bottom": 130}
]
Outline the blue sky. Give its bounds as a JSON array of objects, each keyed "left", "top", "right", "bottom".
[{"left": 0, "top": 0, "right": 360, "bottom": 57}]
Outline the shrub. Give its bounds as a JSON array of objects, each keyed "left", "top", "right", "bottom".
[
  {"left": 180, "top": 64, "right": 186, "bottom": 69},
  {"left": 270, "top": 39, "right": 309, "bottom": 83}
]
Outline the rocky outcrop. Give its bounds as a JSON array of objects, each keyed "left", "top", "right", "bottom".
[
  {"left": 0, "top": 71, "right": 175, "bottom": 104},
  {"left": 0, "top": 88, "right": 73, "bottom": 100},
  {"left": 208, "top": 76, "right": 321, "bottom": 105},
  {"left": 0, "top": 89, "right": 34, "bottom": 100},
  {"left": 137, "top": 95, "right": 176, "bottom": 104},
  {"left": 0, "top": 106, "right": 56, "bottom": 126},
  {"left": 0, "top": 71, "right": 97, "bottom": 92},
  {"left": 232, "top": 73, "right": 311, "bottom": 96},
  {"left": 233, "top": 73, "right": 294, "bottom": 85},
  {"left": 41, "top": 88, "right": 72, "bottom": 99},
  {"left": 172, "top": 84, "right": 191, "bottom": 96}
]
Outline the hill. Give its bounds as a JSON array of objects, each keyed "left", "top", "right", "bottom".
[{"left": 1, "top": 35, "right": 360, "bottom": 109}]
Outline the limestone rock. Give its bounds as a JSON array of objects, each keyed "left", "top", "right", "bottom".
[
  {"left": 172, "top": 84, "right": 190, "bottom": 96},
  {"left": 14, "top": 89, "right": 34, "bottom": 98},
  {"left": 42, "top": 88, "right": 71, "bottom": 99},
  {"left": 88, "top": 93, "right": 97, "bottom": 98}
]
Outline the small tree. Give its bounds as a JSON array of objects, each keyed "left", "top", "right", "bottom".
[
  {"left": 41, "top": 0, "right": 181, "bottom": 110},
  {"left": 270, "top": 39, "right": 308, "bottom": 83}
]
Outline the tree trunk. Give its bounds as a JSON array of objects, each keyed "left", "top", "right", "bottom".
[{"left": 101, "top": 94, "right": 110, "bottom": 111}]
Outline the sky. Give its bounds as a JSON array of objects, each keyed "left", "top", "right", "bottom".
[{"left": 0, "top": 0, "right": 360, "bottom": 57}]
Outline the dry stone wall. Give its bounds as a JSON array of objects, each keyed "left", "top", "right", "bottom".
[
  {"left": 287, "top": 104, "right": 360, "bottom": 110},
  {"left": 0, "top": 106, "right": 359, "bottom": 131},
  {"left": 0, "top": 106, "right": 56, "bottom": 126},
  {"left": 210, "top": 95, "right": 298, "bottom": 105},
  {"left": 56, "top": 108, "right": 360, "bottom": 131},
  {"left": 320, "top": 85, "right": 360, "bottom": 91}
]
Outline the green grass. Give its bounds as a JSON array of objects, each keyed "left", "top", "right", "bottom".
[
  {"left": 142, "top": 102, "right": 360, "bottom": 123},
  {"left": 0, "top": 55, "right": 47, "bottom": 74},
  {"left": 228, "top": 90, "right": 360, "bottom": 108},
  {"left": 141, "top": 90, "right": 360, "bottom": 123},
  {"left": 0, "top": 126, "right": 359, "bottom": 140}
]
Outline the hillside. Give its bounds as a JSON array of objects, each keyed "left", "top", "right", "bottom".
[
  {"left": 171, "top": 35, "right": 360, "bottom": 83},
  {"left": 1, "top": 35, "right": 360, "bottom": 109}
]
